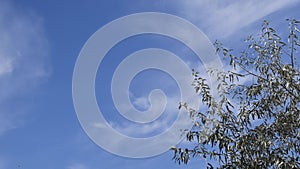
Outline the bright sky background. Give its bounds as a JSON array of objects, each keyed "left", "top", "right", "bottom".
[{"left": 1, "top": 0, "right": 300, "bottom": 169}]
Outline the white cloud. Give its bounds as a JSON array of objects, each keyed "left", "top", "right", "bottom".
[
  {"left": 0, "top": 0, "right": 50, "bottom": 135},
  {"left": 178, "top": 0, "right": 298, "bottom": 38}
]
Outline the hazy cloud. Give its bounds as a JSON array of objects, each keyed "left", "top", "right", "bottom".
[
  {"left": 0, "top": 0, "right": 50, "bottom": 135},
  {"left": 179, "top": 0, "right": 298, "bottom": 38}
]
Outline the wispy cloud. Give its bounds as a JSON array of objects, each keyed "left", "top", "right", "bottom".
[
  {"left": 131, "top": 94, "right": 150, "bottom": 111},
  {"left": 0, "top": 110, "right": 18, "bottom": 135},
  {"left": 94, "top": 94, "right": 180, "bottom": 137},
  {"left": 178, "top": 0, "right": 298, "bottom": 38},
  {"left": 67, "top": 163, "right": 89, "bottom": 169},
  {"left": 0, "top": 158, "right": 6, "bottom": 169},
  {"left": 0, "top": 0, "right": 50, "bottom": 135}
]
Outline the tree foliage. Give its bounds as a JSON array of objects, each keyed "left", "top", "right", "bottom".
[{"left": 172, "top": 19, "right": 300, "bottom": 168}]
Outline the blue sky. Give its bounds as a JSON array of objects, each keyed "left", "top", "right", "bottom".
[{"left": 0, "top": 0, "right": 300, "bottom": 169}]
